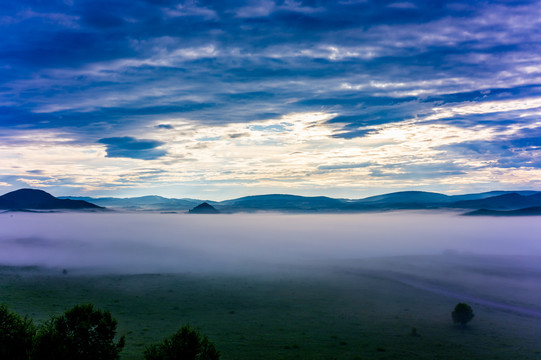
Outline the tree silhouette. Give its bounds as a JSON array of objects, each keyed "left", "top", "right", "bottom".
[
  {"left": 0, "top": 303, "right": 35, "bottom": 360},
  {"left": 32, "top": 304, "right": 125, "bottom": 360},
  {"left": 144, "top": 325, "right": 220, "bottom": 360},
  {"left": 452, "top": 303, "right": 474, "bottom": 326}
]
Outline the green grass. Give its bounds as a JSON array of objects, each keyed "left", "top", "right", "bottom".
[{"left": 1, "top": 260, "right": 541, "bottom": 360}]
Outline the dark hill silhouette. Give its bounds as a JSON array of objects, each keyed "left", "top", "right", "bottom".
[
  {"left": 449, "top": 190, "right": 539, "bottom": 201},
  {"left": 449, "top": 193, "right": 541, "bottom": 210},
  {"left": 356, "top": 191, "right": 452, "bottom": 204},
  {"left": 526, "top": 193, "right": 541, "bottom": 202},
  {"left": 189, "top": 202, "right": 220, "bottom": 214},
  {"left": 0, "top": 189, "right": 102, "bottom": 210},
  {"left": 346, "top": 191, "right": 453, "bottom": 210},
  {"left": 464, "top": 206, "right": 541, "bottom": 216},
  {"left": 219, "top": 194, "right": 347, "bottom": 212}
]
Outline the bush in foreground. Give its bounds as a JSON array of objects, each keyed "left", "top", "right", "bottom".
[
  {"left": 452, "top": 302, "right": 474, "bottom": 326},
  {"left": 0, "top": 303, "right": 35, "bottom": 360},
  {"left": 32, "top": 303, "right": 125, "bottom": 360},
  {"left": 144, "top": 325, "right": 220, "bottom": 360}
]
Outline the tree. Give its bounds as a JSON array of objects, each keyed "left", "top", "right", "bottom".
[
  {"left": 452, "top": 302, "right": 474, "bottom": 326},
  {"left": 0, "top": 303, "right": 35, "bottom": 360},
  {"left": 32, "top": 303, "right": 125, "bottom": 360},
  {"left": 144, "top": 325, "right": 220, "bottom": 360}
]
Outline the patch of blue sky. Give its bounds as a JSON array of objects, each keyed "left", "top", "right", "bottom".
[
  {"left": 248, "top": 124, "right": 287, "bottom": 132},
  {"left": 196, "top": 136, "right": 222, "bottom": 142}
]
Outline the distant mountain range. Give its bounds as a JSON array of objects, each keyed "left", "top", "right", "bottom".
[
  {"left": 61, "top": 195, "right": 205, "bottom": 211},
  {"left": 61, "top": 189, "right": 541, "bottom": 215},
  {"left": 3, "top": 188, "right": 541, "bottom": 215}
]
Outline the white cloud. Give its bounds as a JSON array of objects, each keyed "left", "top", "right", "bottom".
[
  {"left": 3, "top": 106, "right": 541, "bottom": 197},
  {"left": 279, "top": 0, "right": 324, "bottom": 14},
  {"left": 425, "top": 97, "right": 541, "bottom": 121},
  {"left": 163, "top": 1, "right": 218, "bottom": 20},
  {"left": 387, "top": 2, "right": 417, "bottom": 9},
  {"left": 235, "top": 0, "right": 276, "bottom": 18},
  {"left": 1, "top": 9, "right": 79, "bottom": 28}
]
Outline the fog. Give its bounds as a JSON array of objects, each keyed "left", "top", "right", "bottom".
[{"left": 1, "top": 211, "right": 541, "bottom": 273}]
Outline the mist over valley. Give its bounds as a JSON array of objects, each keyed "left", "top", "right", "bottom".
[
  {"left": 2, "top": 211, "right": 541, "bottom": 273},
  {"left": 2, "top": 209, "right": 541, "bottom": 359}
]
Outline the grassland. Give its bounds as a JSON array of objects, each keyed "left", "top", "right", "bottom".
[{"left": 1, "top": 255, "right": 541, "bottom": 360}]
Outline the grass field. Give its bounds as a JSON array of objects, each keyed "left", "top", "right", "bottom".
[{"left": 2, "top": 254, "right": 541, "bottom": 360}]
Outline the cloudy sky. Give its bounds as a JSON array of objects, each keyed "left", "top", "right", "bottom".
[{"left": 1, "top": 0, "right": 541, "bottom": 199}]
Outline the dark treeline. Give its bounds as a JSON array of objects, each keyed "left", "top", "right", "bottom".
[{"left": 0, "top": 303, "right": 219, "bottom": 360}]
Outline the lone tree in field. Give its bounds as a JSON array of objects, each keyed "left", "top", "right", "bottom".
[
  {"left": 452, "top": 302, "right": 474, "bottom": 326},
  {"left": 0, "top": 303, "right": 35, "bottom": 360},
  {"left": 144, "top": 325, "right": 220, "bottom": 360},
  {"left": 32, "top": 303, "right": 125, "bottom": 360}
]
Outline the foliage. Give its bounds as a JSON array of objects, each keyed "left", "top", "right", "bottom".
[
  {"left": 32, "top": 303, "right": 125, "bottom": 360},
  {"left": 452, "top": 302, "right": 474, "bottom": 325},
  {"left": 144, "top": 325, "right": 220, "bottom": 360},
  {"left": 0, "top": 303, "right": 35, "bottom": 360}
]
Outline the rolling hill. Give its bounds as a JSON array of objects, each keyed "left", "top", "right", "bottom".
[
  {"left": 218, "top": 194, "right": 348, "bottom": 212},
  {"left": 449, "top": 193, "right": 541, "bottom": 210},
  {"left": 464, "top": 206, "right": 541, "bottom": 216},
  {"left": 60, "top": 195, "right": 205, "bottom": 211},
  {"left": 0, "top": 189, "right": 102, "bottom": 210}
]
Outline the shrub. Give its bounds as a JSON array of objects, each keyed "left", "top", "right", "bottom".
[
  {"left": 452, "top": 302, "right": 474, "bottom": 326},
  {"left": 144, "top": 325, "right": 220, "bottom": 360},
  {"left": 32, "top": 303, "right": 125, "bottom": 360},
  {"left": 0, "top": 303, "right": 35, "bottom": 360}
]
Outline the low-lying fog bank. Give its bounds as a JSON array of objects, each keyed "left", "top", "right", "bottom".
[
  {"left": 3, "top": 211, "right": 541, "bottom": 359},
  {"left": 1, "top": 211, "right": 541, "bottom": 273}
]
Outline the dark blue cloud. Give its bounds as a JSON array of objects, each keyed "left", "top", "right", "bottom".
[
  {"left": 1, "top": 0, "right": 540, "bottom": 144},
  {"left": 370, "top": 165, "right": 468, "bottom": 179},
  {"left": 441, "top": 126, "right": 541, "bottom": 169},
  {"left": 318, "top": 162, "right": 372, "bottom": 171},
  {"left": 98, "top": 137, "right": 167, "bottom": 160}
]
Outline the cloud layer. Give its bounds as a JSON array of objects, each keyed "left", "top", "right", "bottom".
[{"left": 1, "top": 0, "right": 541, "bottom": 198}]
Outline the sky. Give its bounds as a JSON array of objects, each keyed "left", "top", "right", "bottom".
[{"left": 1, "top": 0, "right": 541, "bottom": 200}]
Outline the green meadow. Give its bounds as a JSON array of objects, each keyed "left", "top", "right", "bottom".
[{"left": 2, "top": 255, "right": 541, "bottom": 360}]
